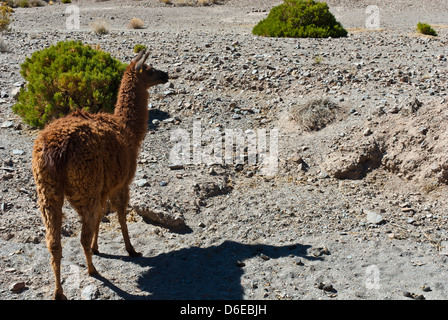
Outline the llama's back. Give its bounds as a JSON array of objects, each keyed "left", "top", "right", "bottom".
[{"left": 32, "top": 111, "right": 134, "bottom": 200}]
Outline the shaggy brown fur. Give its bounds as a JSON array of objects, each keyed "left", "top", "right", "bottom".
[{"left": 32, "top": 51, "right": 168, "bottom": 300}]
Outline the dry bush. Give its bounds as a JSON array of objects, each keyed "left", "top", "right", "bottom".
[
  {"left": 290, "top": 98, "right": 341, "bottom": 131},
  {"left": 91, "top": 19, "right": 109, "bottom": 35},
  {"left": 159, "top": 0, "right": 220, "bottom": 6},
  {"left": 128, "top": 17, "right": 144, "bottom": 29}
]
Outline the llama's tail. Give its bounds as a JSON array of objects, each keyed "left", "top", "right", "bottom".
[{"left": 40, "top": 137, "right": 71, "bottom": 183}]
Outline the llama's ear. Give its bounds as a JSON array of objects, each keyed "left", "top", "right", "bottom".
[
  {"left": 135, "top": 51, "right": 151, "bottom": 72},
  {"left": 133, "top": 50, "right": 146, "bottom": 63}
]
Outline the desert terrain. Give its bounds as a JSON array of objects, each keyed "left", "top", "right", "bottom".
[{"left": 0, "top": 0, "right": 447, "bottom": 300}]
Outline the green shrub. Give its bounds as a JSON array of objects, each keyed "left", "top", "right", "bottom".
[
  {"left": 61, "top": 0, "right": 72, "bottom": 3},
  {"left": 252, "top": 0, "right": 347, "bottom": 38},
  {"left": 417, "top": 22, "right": 437, "bottom": 36},
  {"left": 13, "top": 40, "right": 127, "bottom": 128},
  {"left": 133, "top": 44, "right": 147, "bottom": 53},
  {"left": 18, "top": 0, "right": 30, "bottom": 8},
  {"left": 0, "top": 4, "right": 14, "bottom": 31}
]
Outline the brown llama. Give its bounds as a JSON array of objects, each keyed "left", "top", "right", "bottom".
[{"left": 32, "top": 50, "right": 168, "bottom": 300}]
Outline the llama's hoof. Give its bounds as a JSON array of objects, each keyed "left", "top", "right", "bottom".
[
  {"left": 128, "top": 249, "right": 142, "bottom": 257},
  {"left": 87, "top": 266, "right": 98, "bottom": 276},
  {"left": 92, "top": 248, "right": 100, "bottom": 255},
  {"left": 54, "top": 292, "right": 67, "bottom": 300}
]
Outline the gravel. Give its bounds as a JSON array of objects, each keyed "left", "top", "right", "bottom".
[{"left": 0, "top": 0, "right": 448, "bottom": 300}]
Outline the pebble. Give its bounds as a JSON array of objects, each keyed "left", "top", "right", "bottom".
[
  {"left": 9, "top": 281, "right": 26, "bottom": 293},
  {"left": 403, "top": 291, "right": 425, "bottom": 300},
  {"left": 10, "top": 87, "right": 21, "bottom": 99},
  {"left": 365, "top": 210, "right": 384, "bottom": 225},
  {"left": 259, "top": 253, "right": 270, "bottom": 261},
  {"left": 235, "top": 260, "right": 246, "bottom": 267},
  {"left": 421, "top": 285, "right": 431, "bottom": 292},
  {"left": 168, "top": 163, "right": 184, "bottom": 170},
  {"left": 13, "top": 149, "right": 24, "bottom": 155},
  {"left": 363, "top": 128, "right": 372, "bottom": 136},
  {"left": 81, "top": 284, "right": 99, "bottom": 300},
  {"left": 135, "top": 179, "right": 149, "bottom": 187},
  {"left": 316, "top": 282, "right": 335, "bottom": 292},
  {"left": 1, "top": 121, "right": 14, "bottom": 128}
]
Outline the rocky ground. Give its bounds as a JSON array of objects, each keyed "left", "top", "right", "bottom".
[{"left": 0, "top": 0, "right": 447, "bottom": 300}]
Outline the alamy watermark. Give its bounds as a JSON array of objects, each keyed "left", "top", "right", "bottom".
[
  {"left": 169, "top": 121, "right": 279, "bottom": 176},
  {"left": 365, "top": 264, "right": 381, "bottom": 290},
  {"left": 365, "top": 5, "right": 381, "bottom": 30},
  {"left": 65, "top": 5, "right": 80, "bottom": 30}
]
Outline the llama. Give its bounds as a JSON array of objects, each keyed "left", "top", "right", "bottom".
[{"left": 32, "top": 50, "right": 168, "bottom": 300}]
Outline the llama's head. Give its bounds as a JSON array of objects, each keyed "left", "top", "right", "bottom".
[{"left": 131, "top": 50, "right": 169, "bottom": 88}]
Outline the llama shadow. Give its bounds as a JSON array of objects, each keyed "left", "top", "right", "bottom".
[
  {"left": 148, "top": 109, "right": 170, "bottom": 130},
  {"left": 96, "top": 240, "right": 320, "bottom": 300}
]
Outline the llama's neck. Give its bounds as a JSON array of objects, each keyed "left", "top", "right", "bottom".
[{"left": 114, "top": 72, "right": 149, "bottom": 147}]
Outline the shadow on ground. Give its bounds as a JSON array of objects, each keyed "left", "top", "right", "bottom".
[
  {"left": 95, "top": 240, "right": 320, "bottom": 299},
  {"left": 148, "top": 109, "right": 170, "bottom": 130}
]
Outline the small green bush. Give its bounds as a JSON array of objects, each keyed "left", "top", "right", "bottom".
[
  {"left": 252, "top": 0, "right": 347, "bottom": 38},
  {"left": 13, "top": 40, "right": 127, "bottom": 128},
  {"left": 417, "top": 22, "right": 437, "bottom": 36},
  {"left": 61, "top": 0, "right": 72, "bottom": 3},
  {"left": 133, "top": 44, "right": 147, "bottom": 53},
  {"left": 0, "top": 4, "right": 14, "bottom": 31},
  {"left": 18, "top": 0, "right": 30, "bottom": 8}
]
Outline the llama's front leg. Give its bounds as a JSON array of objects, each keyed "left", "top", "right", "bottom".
[
  {"left": 111, "top": 188, "right": 141, "bottom": 257},
  {"left": 118, "top": 209, "right": 141, "bottom": 257},
  {"left": 80, "top": 212, "right": 98, "bottom": 276},
  {"left": 91, "top": 212, "right": 102, "bottom": 255}
]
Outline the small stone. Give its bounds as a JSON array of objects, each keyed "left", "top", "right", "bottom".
[
  {"left": 168, "top": 163, "right": 184, "bottom": 170},
  {"left": 198, "top": 222, "right": 206, "bottom": 228},
  {"left": 159, "top": 181, "right": 168, "bottom": 187},
  {"left": 163, "top": 82, "right": 174, "bottom": 89},
  {"left": 81, "top": 284, "right": 99, "bottom": 300},
  {"left": 135, "top": 179, "right": 149, "bottom": 187},
  {"left": 365, "top": 210, "right": 384, "bottom": 225},
  {"left": 388, "top": 105, "right": 399, "bottom": 114},
  {"left": 294, "top": 258, "right": 304, "bottom": 266},
  {"left": 1, "top": 121, "right": 14, "bottom": 128},
  {"left": 163, "top": 117, "right": 175, "bottom": 123},
  {"left": 259, "top": 253, "right": 270, "bottom": 261},
  {"left": 316, "top": 282, "right": 335, "bottom": 292},
  {"left": 421, "top": 285, "right": 431, "bottom": 292},
  {"left": 11, "top": 87, "right": 21, "bottom": 99},
  {"left": 13, "top": 149, "right": 24, "bottom": 155},
  {"left": 235, "top": 260, "right": 246, "bottom": 267},
  {"left": 312, "top": 246, "right": 331, "bottom": 257},
  {"left": 10, "top": 282, "right": 26, "bottom": 293},
  {"left": 363, "top": 128, "right": 372, "bottom": 136}
]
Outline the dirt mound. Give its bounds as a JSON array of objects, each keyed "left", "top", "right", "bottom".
[{"left": 322, "top": 100, "right": 448, "bottom": 187}]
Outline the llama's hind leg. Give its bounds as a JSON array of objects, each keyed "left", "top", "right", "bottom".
[
  {"left": 42, "top": 205, "right": 65, "bottom": 300},
  {"left": 110, "top": 187, "right": 141, "bottom": 257},
  {"left": 38, "top": 187, "right": 66, "bottom": 300}
]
